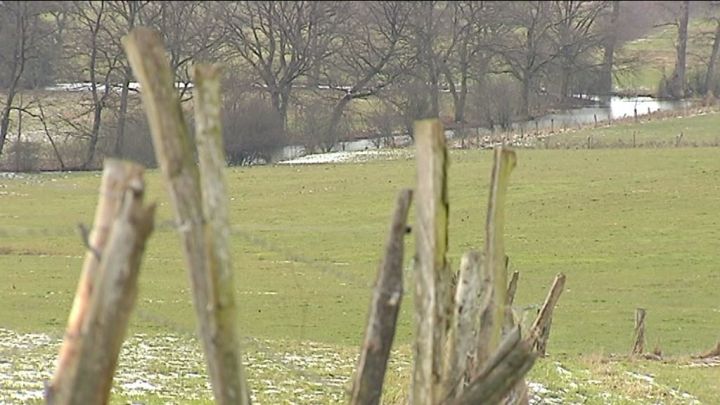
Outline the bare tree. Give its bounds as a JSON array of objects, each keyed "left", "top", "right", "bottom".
[
  {"left": 702, "top": 1, "right": 720, "bottom": 96},
  {"left": 316, "top": 1, "right": 413, "bottom": 147},
  {"left": 599, "top": 1, "right": 620, "bottom": 96},
  {"left": 661, "top": 0, "right": 690, "bottom": 99},
  {"left": 494, "top": 1, "right": 560, "bottom": 118},
  {"left": 221, "top": 1, "right": 346, "bottom": 128},
  {"left": 104, "top": 1, "right": 146, "bottom": 157},
  {"left": 406, "top": 1, "right": 446, "bottom": 118},
  {"left": 550, "top": 1, "right": 607, "bottom": 104},
  {"left": 438, "top": 1, "right": 499, "bottom": 124},
  {"left": 62, "top": 1, "right": 120, "bottom": 169},
  {"left": 148, "top": 1, "right": 225, "bottom": 101},
  {"left": 0, "top": 2, "right": 47, "bottom": 158}
]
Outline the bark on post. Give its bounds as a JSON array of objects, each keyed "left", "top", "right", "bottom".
[
  {"left": 442, "top": 251, "right": 483, "bottom": 400},
  {"left": 350, "top": 189, "right": 413, "bottom": 405},
  {"left": 193, "top": 63, "right": 252, "bottom": 403},
  {"left": 61, "top": 171, "right": 155, "bottom": 405},
  {"left": 47, "top": 159, "right": 144, "bottom": 404},
  {"left": 448, "top": 327, "right": 537, "bottom": 405},
  {"left": 632, "top": 308, "right": 646, "bottom": 356},
  {"left": 529, "top": 273, "right": 566, "bottom": 356},
  {"left": 474, "top": 148, "right": 517, "bottom": 374},
  {"left": 505, "top": 269, "right": 520, "bottom": 333},
  {"left": 122, "top": 27, "right": 251, "bottom": 404},
  {"left": 411, "top": 118, "right": 451, "bottom": 405}
]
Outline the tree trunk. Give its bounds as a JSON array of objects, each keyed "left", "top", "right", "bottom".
[
  {"left": 600, "top": 1, "right": 620, "bottom": 98},
  {"left": 114, "top": 71, "right": 131, "bottom": 157},
  {"left": 114, "top": 4, "right": 137, "bottom": 157},
  {"left": 430, "top": 70, "right": 440, "bottom": 118},
  {"left": 560, "top": 64, "right": 572, "bottom": 105},
  {"left": 84, "top": 101, "right": 103, "bottom": 169},
  {"left": 82, "top": 4, "right": 105, "bottom": 170},
  {"left": 325, "top": 95, "right": 351, "bottom": 149},
  {"left": 0, "top": 8, "right": 27, "bottom": 159},
  {"left": 705, "top": 21, "right": 720, "bottom": 96},
  {"left": 0, "top": 103, "right": 13, "bottom": 158},
  {"left": 669, "top": 0, "right": 689, "bottom": 99},
  {"left": 270, "top": 88, "right": 290, "bottom": 131},
  {"left": 456, "top": 75, "right": 467, "bottom": 124},
  {"left": 520, "top": 76, "right": 531, "bottom": 118}
]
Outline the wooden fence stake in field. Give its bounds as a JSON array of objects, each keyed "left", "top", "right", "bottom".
[
  {"left": 449, "top": 327, "right": 536, "bottom": 405},
  {"left": 442, "top": 250, "right": 484, "bottom": 400},
  {"left": 411, "top": 119, "right": 451, "bottom": 405},
  {"left": 122, "top": 27, "right": 251, "bottom": 404},
  {"left": 505, "top": 270, "right": 520, "bottom": 333},
  {"left": 480, "top": 148, "right": 517, "bottom": 362},
  {"left": 529, "top": 273, "right": 566, "bottom": 357},
  {"left": 632, "top": 308, "right": 646, "bottom": 356},
  {"left": 47, "top": 160, "right": 155, "bottom": 404},
  {"left": 350, "top": 189, "right": 413, "bottom": 405}
]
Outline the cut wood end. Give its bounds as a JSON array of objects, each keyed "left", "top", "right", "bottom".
[
  {"left": 414, "top": 119, "right": 446, "bottom": 148},
  {"left": 121, "top": 26, "right": 163, "bottom": 50},
  {"left": 192, "top": 64, "right": 223, "bottom": 81},
  {"left": 495, "top": 147, "right": 518, "bottom": 171}
]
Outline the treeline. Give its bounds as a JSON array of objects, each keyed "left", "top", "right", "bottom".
[{"left": 0, "top": 1, "right": 716, "bottom": 169}]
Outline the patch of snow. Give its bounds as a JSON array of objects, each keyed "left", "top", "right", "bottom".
[
  {"left": 121, "top": 380, "right": 157, "bottom": 394},
  {"left": 276, "top": 149, "right": 410, "bottom": 165}
]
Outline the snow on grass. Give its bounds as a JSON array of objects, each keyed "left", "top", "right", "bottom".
[
  {"left": 10, "top": 327, "right": 703, "bottom": 404},
  {"left": 276, "top": 149, "right": 413, "bottom": 165}
]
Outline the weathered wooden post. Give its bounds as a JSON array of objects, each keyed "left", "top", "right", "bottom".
[
  {"left": 632, "top": 308, "right": 646, "bottom": 356},
  {"left": 122, "top": 27, "right": 251, "bottom": 404},
  {"left": 47, "top": 160, "right": 155, "bottom": 404},
  {"left": 505, "top": 270, "right": 520, "bottom": 333},
  {"left": 411, "top": 119, "right": 451, "bottom": 405},
  {"left": 350, "top": 189, "right": 413, "bottom": 405},
  {"left": 529, "top": 273, "right": 566, "bottom": 357},
  {"left": 442, "top": 251, "right": 484, "bottom": 400}
]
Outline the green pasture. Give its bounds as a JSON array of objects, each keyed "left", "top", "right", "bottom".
[
  {"left": 538, "top": 109, "right": 720, "bottom": 148},
  {"left": 617, "top": 18, "right": 719, "bottom": 94},
  {"left": 1, "top": 140, "right": 719, "bottom": 402}
]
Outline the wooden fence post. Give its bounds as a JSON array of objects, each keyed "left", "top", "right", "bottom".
[
  {"left": 632, "top": 308, "right": 646, "bottom": 355},
  {"left": 411, "top": 118, "right": 451, "bottom": 405},
  {"left": 122, "top": 27, "right": 251, "bottom": 404},
  {"left": 47, "top": 160, "right": 154, "bottom": 404},
  {"left": 529, "top": 273, "right": 566, "bottom": 357},
  {"left": 479, "top": 148, "right": 517, "bottom": 366},
  {"left": 350, "top": 189, "right": 413, "bottom": 405},
  {"left": 504, "top": 270, "right": 520, "bottom": 333},
  {"left": 442, "top": 251, "right": 483, "bottom": 400},
  {"left": 47, "top": 159, "right": 146, "bottom": 404}
]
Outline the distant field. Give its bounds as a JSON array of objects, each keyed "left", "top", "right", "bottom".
[
  {"left": 617, "top": 18, "right": 718, "bottom": 94},
  {"left": 1, "top": 142, "right": 719, "bottom": 402},
  {"left": 532, "top": 108, "right": 720, "bottom": 148}
]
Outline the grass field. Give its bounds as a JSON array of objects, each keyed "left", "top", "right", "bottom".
[
  {"left": 2, "top": 113, "right": 720, "bottom": 403},
  {"left": 534, "top": 108, "right": 720, "bottom": 149},
  {"left": 617, "top": 18, "right": 718, "bottom": 94}
]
